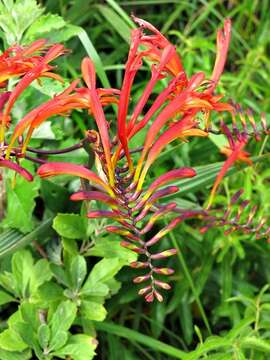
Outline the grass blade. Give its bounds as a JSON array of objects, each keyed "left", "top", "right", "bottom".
[
  {"left": 0, "top": 217, "right": 53, "bottom": 258},
  {"left": 95, "top": 321, "right": 187, "bottom": 359}
]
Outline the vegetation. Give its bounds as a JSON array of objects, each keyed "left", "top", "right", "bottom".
[{"left": 0, "top": 1, "right": 270, "bottom": 359}]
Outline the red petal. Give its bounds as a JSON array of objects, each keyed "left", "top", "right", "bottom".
[
  {"left": 37, "top": 162, "right": 114, "bottom": 196},
  {"left": 0, "top": 160, "right": 33, "bottom": 181}
]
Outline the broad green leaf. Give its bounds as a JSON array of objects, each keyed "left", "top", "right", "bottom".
[
  {"left": 50, "top": 263, "right": 70, "bottom": 287},
  {"left": 81, "top": 300, "right": 107, "bottom": 322},
  {"left": 82, "top": 258, "right": 122, "bottom": 297},
  {"left": 15, "top": 321, "right": 39, "bottom": 350},
  {"left": 37, "top": 281, "right": 64, "bottom": 303},
  {"left": 86, "top": 237, "right": 137, "bottom": 264},
  {"left": 19, "top": 302, "right": 39, "bottom": 331},
  {"left": 31, "top": 122, "right": 55, "bottom": 140},
  {"left": 32, "top": 78, "right": 70, "bottom": 98},
  {"left": 30, "top": 259, "right": 52, "bottom": 294},
  {"left": 25, "top": 13, "right": 66, "bottom": 41},
  {"left": 12, "top": 250, "right": 33, "bottom": 298},
  {"left": 49, "top": 300, "right": 77, "bottom": 347},
  {"left": 0, "top": 290, "right": 15, "bottom": 305},
  {"left": 70, "top": 255, "right": 87, "bottom": 291},
  {"left": 0, "top": 328, "right": 28, "bottom": 352},
  {"left": 3, "top": 161, "right": 40, "bottom": 233},
  {"left": 41, "top": 180, "right": 70, "bottom": 213},
  {"left": 53, "top": 334, "right": 96, "bottom": 360},
  {"left": 0, "top": 348, "right": 31, "bottom": 360},
  {"left": 53, "top": 213, "right": 87, "bottom": 239},
  {"left": 48, "top": 331, "right": 68, "bottom": 352},
  {"left": 0, "top": 272, "right": 16, "bottom": 296},
  {"left": 37, "top": 324, "right": 51, "bottom": 350}
]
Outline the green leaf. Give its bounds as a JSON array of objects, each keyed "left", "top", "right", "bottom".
[
  {"left": 179, "top": 298, "right": 193, "bottom": 345},
  {"left": 0, "top": 0, "right": 44, "bottom": 44},
  {"left": 69, "top": 255, "right": 87, "bottom": 291},
  {"left": 87, "top": 237, "right": 137, "bottom": 264},
  {"left": 97, "top": 5, "right": 131, "bottom": 43},
  {"left": 0, "top": 290, "right": 15, "bottom": 305},
  {"left": 0, "top": 328, "right": 28, "bottom": 352},
  {"left": 95, "top": 322, "right": 186, "bottom": 359},
  {"left": 53, "top": 334, "right": 96, "bottom": 360},
  {"left": 81, "top": 258, "right": 122, "bottom": 297},
  {"left": 0, "top": 348, "right": 31, "bottom": 360},
  {"left": 50, "top": 263, "right": 70, "bottom": 287},
  {"left": 41, "top": 180, "right": 70, "bottom": 213},
  {"left": 12, "top": 250, "right": 33, "bottom": 298},
  {"left": 77, "top": 27, "right": 111, "bottom": 89},
  {"left": 81, "top": 300, "right": 107, "bottom": 322},
  {"left": 37, "top": 281, "right": 64, "bottom": 303},
  {"left": 166, "top": 154, "right": 267, "bottom": 198},
  {"left": 37, "top": 324, "right": 51, "bottom": 350},
  {"left": 241, "top": 337, "right": 270, "bottom": 353},
  {"left": 2, "top": 161, "right": 40, "bottom": 233},
  {"left": 15, "top": 321, "right": 39, "bottom": 350},
  {"left": 19, "top": 302, "right": 39, "bottom": 331},
  {"left": 25, "top": 13, "right": 66, "bottom": 41},
  {"left": 30, "top": 259, "right": 52, "bottom": 294},
  {"left": 0, "top": 272, "right": 16, "bottom": 296},
  {"left": 48, "top": 331, "right": 68, "bottom": 353},
  {"left": 48, "top": 300, "right": 77, "bottom": 351},
  {"left": 53, "top": 213, "right": 87, "bottom": 240}
]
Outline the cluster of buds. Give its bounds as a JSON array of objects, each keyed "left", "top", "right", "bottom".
[
  {"left": 201, "top": 189, "right": 270, "bottom": 241},
  {"left": 1, "top": 17, "right": 268, "bottom": 301}
]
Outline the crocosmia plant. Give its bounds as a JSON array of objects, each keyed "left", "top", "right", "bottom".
[{"left": 1, "top": 16, "right": 269, "bottom": 303}]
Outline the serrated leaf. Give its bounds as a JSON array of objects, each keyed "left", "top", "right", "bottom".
[{"left": 25, "top": 13, "right": 66, "bottom": 41}]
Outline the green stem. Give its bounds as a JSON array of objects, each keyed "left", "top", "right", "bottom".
[{"left": 169, "top": 230, "right": 212, "bottom": 336}]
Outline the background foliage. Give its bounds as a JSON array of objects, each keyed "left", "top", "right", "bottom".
[{"left": 0, "top": 0, "right": 270, "bottom": 359}]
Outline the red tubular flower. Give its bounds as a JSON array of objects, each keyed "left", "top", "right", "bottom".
[
  {"left": 36, "top": 17, "right": 265, "bottom": 301},
  {"left": 0, "top": 40, "right": 67, "bottom": 180}
]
